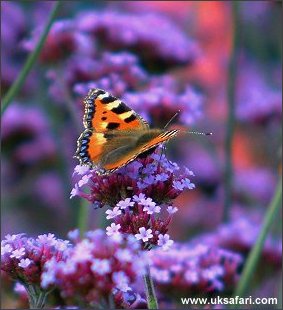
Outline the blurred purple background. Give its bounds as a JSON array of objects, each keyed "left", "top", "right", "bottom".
[{"left": 1, "top": 1, "right": 282, "bottom": 308}]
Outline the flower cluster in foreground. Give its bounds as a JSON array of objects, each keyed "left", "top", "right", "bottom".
[
  {"left": 71, "top": 151, "right": 195, "bottom": 250},
  {"left": 42, "top": 229, "right": 147, "bottom": 308},
  {"left": 149, "top": 242, "right": 243, "bottom": 298},
  {"left": 1, "top": 233, "right": 70, "bottom": 286},
  {"left": 1, "top": 230, "right": 147, "bottom": 309}
]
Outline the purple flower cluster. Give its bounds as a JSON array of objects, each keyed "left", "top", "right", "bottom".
[
  {"left": 42, "top": 229, "right": 147, "bottom": 308},
  {"left": 76, "top": 11, "right": 199, "bottom": 69},
  {"left": 23, "top": 19, "right": 94, "bottom": 64},
  {"left": 56, "top": 51, "right": 147, "bottom": 103},
  {"left": 24, "top": 10, "right": 199, "bottom": 69},
  {"left": 123, "top": 75, "right": 203, "bottom": 127},
  {"left": 149, "top": 242, "right": 243, "bottom": 297},
  {"left": 23, "top": 9, "right": 203, "bottom": 127},
  {"left": 71, "top": 151, "right": 195, "bottom": 249},
  {"left": 60, "top": 58, "right": 203, "bottom": 127},
  {"left": 1, "top": 233, "right": 70, "bottom": 286},
  {"left": 195, "top": 217, "right": 282, "bottom": 268},
  {"left": 234, "top": 168, "right": 277, "bottom": 205},
  {"left": 1, "top": 2, "right": 30, "bottom": 93},
  {"left": 1, "top": 230, "right": 147, "bottom": 308},
  {"left": 236, "top": 62, "right": 282, "bottom": 124},
  {"left": 2, "top": 103, "right": 56, "bottom": 167}
]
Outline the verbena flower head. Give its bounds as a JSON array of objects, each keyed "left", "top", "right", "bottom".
[
  {"left": 23, "top": 19, "right": 95, "bottom": 63},
  {"left": 236, "top": 62, "right": 282, "bottom": 124},
  {"left": 72, "top": 52, "right": 148, "bottom": 98},
  {"left": 195, "top": 217, "right": 282, "bottom": 268},
  {"left": 2, "top": 103, "right": 55, "bottom": 166},
  {"left": 149, "top": 242, "right": 243, "bottom": 297},
  {"left": 2, "top": 2, "right": 30, "bottom": 93},
  {"left": 23, "top": 9, "right": 199, "bottom": 71},
  {"left": 123, "top": 75, "right": 203, "bottom": 127},
  {"left": 234, "top": 168, "right": 277, "bottom": 205},
  {"left": 48, "top": 52, "right": 147, "bottom": 104},
  {"left": 71, "top": 151, "right": 195, "bottom": 249},
  {"left": 42, "top": 229, "right": 147, "bottom": 308},
  {"left": 1, "top": 233, "right": 70, "bottom": 287},
  {"left": 77, "top": 10, "right": 199, "bottom": 69},
  {"left": 27, "top": 9, "right": 203, "bottom": 136}
]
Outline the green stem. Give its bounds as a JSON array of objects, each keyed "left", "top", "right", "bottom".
[
  {"left": 144, "top": 264, "right": 159, "bottom": 309},
  {"left": 234, "top": 177, "right": 282, "bottom": 300},
  {"left": 77, "top": 199, "right": 89, "bottom": 237},
  {"left": 223, "top": 1, "right": 239, "bottom": 222},
  {"left": 24, "top": 284, "right": 48, "bottom": 309},
  {"left": 1, "top": 1, "right": 61, "bottom": 115}
]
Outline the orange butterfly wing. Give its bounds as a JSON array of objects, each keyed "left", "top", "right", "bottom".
[
  {"left": 75, "top": 88, "right": 179, "bottom": 173},
  {"left": 83, "top": 89, "right": 148, "bottom": 131}
]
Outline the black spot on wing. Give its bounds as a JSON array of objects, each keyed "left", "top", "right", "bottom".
[
  {"left": 106, "top": 122, "right": 120, "bottom": 130},
  {"left": 124, "top": 114, "right": 137, "bottom": 123},
  {"left": 111, "top": 104, "right": 131, "bottom": 114},
  {"left": 101, "top": 117, "right": 107, "bottom": 121},
  {"left": 101, "top": 95, "right": 117, "bottom": 104}
]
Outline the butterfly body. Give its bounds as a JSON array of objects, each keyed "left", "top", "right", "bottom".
[{"left": 75, "top": 89, "right": 179, "bottom": 173}]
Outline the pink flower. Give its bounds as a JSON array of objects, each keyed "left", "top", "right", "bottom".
[
  {"left": 1, "top": 244, "right": 12, "bottom": 255},
  {"left": 106, "top": 223, "right": 121, "bottom": 236},
  {"left": 91, "top": 258, "right": 111, "bottom": 275},
  {"left": 73, "top": 164, "right": 90, "bottom": 176},
  {"left": 167, "top": 206, "right": 178, "bottom": 214},
  {"left": 143, "top": 204, "right": 161, "bottom": 215},
  {"left": 18, "top": 258, "right": 32, "bottom": 268},
  {"left": 113, "top": 271, "right": 131, "bottom": 292},
  {"left": 70, "top": 184, "right": 80, "bottom": 199},
  {"left": 135, "top": 227, "right": 153, "bottom": 242},
  {"left": 105, "top": 207, "right": 122, "bottom": 219},
  {"left": 157, "top": 234, "right": 173, "bottom": 250},
  {"left": 117, "top": 198, "right": 135, "bottom": 209},
  {"left": 10, "top": 248, "right": 25, "bottom": 259}
]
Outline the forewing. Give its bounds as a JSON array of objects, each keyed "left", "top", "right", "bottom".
[{"left": 83, "top": 88, "right": 149, "bottom": 132}]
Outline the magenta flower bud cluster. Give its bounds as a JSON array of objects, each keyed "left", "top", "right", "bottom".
[
  {"left": 22, "top": 9, "right": 203, "bottom": 128},
  {"left": 71, "top": 151, "right": 195, "bottom": 249},
  {"left": 1, "top": 230, "right": 148, "bottom": 309},
  {"left": 42, "top": 229, "right": 147, "bottom": 308},
  {"left": 149, "top": 242, "right": 243, "bottom": 297},
  {"left": 1, "top": 233, "right": 70, "bottom": 286}
]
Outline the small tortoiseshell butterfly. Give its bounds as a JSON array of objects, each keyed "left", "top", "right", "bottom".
[{"left": 75, "top": 88, "right": 180, "bottom": 174}]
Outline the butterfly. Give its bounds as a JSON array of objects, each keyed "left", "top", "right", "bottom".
[{"left": 74, "top": 88, "right": 180, "bottom": 174}]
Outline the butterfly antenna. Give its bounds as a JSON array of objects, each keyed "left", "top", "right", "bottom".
[
  {"left": 185, "top": 131, "right": 212, "bottom": 136},
  {"left": 164, "top": 110, "right": 181, "bottom": 129}
]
